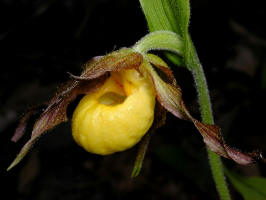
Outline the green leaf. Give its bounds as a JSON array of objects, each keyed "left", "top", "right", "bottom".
[
  {"left": 225, "top": 169, "right": 266, "bottom": 200},
  {"left": 139, "top": 0, "right": 190, "bottom": 66},
  {"left": 139, "top": 0, "right": 190, "bottom": 36}
]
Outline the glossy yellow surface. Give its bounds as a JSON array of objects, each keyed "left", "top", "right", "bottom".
[{"left": 72, "top": 69, "right": 155, "bottom": 155}]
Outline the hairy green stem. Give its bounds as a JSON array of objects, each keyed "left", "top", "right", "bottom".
[
  {"left": 182, "top": 34, "right": 231, "bottom": 200},
  {"left": 134, "top": 31, "right": 231, "bottom": 200},
  {"left": 189, "top": 51, "right": 231, "bottom": 200}
]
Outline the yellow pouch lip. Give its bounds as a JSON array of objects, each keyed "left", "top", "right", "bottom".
[{"left": 71, "top": 69, "right": 156, "bottom": 155}]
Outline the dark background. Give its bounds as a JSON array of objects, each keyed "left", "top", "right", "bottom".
[{"left": 1, "top": 0, "right": 266, "bottom": 199}]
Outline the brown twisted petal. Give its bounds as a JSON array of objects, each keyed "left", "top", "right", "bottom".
[
  {"left": 8, "top": 49, "right": 144, "bottom": 171},
  {"left": 143, "top": 56, "right": 265, "bottom": 165},
  {"left": 8, "top": 76, "right": 107, "bottom": 171}
]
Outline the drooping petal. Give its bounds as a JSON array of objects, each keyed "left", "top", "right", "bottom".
[
  {"left": 143, "top": 60, "right": 265, "bottom": 165},
  {"left": 8, "top": 49, "right": 145, "bottom": 171},
  {"left": 10, "top": 55, "right": 103, "bottom": 144},
  {"left": 192, "top": 120, "right": 228, "bottom": 158},
  {"left": 8, "top": 49, "right": 144, "bottom": 171},
  {"left": 7, "top": 76, "right": 107, "bottom": 171},
  {"left": 10, "top": 56, "right": 103, "bottom": 144}
]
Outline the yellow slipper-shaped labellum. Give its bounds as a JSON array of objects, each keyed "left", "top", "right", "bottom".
[{"left": 72, "top": 68, "right": 156, "bottom": 155}]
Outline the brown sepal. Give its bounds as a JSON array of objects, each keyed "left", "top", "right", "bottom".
[
  {"left": 71, "top": 49, "right": 143, "bottom": 81},
  {"left": 143, "top": 59, "right": 265, "bottom": 165},
  {"left": 131, "top": 102, "right": 167, "bottom": 178}
]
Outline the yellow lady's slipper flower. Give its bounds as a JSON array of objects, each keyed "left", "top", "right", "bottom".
[
  {"left": 72, "top": 69, "right": 155, "bottom": 155},
  {"left": 8, "top": 46, "right": 263, "bottom": 174}
]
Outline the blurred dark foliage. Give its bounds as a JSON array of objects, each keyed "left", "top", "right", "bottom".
[{"left": 1, "top": 0, "right": 266, "bottom": 199}]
